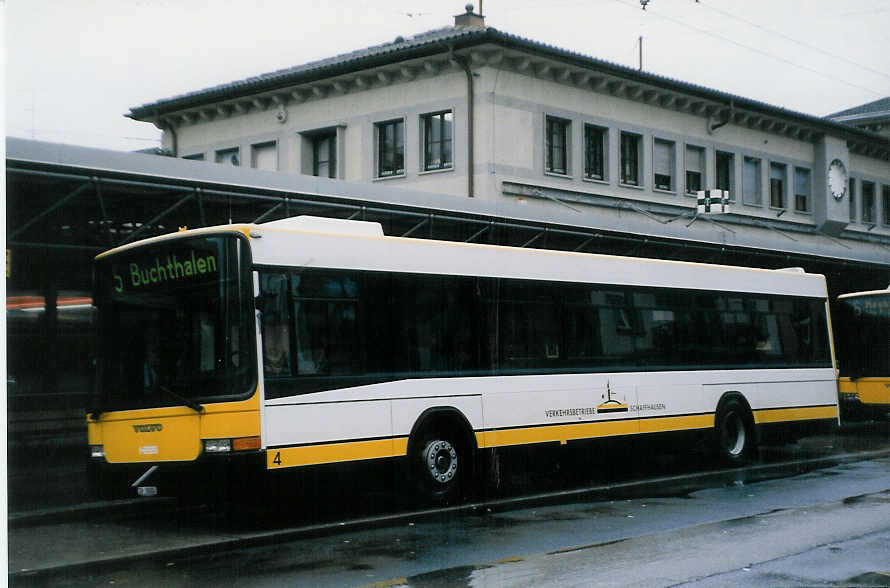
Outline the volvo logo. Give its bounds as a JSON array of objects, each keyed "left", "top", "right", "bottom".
[{"left": 132, "top": 423, "right": 163, "bottom": 433}]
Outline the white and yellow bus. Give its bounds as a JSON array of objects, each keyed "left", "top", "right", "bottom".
[
  {"left": 835, "top": 288, "right": 890, "bottom": 420},
  {"left": 87, "top": 216, "right": 838, "bottom": 502}
]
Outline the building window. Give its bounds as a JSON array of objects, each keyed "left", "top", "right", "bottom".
[
  {"left": 743, "top": 156, "right": 761, "bottom": 206},
  {"left": 620, "top": 132, "right": 641, "bottom": 186},
  {"left": 770, "top": 162, "right": 787, "bottom": 209},
  {"left": 312, "top": 132, "right": 337, "bottom": 178},
  {"left": 300, "top": 127, "right": 343, "bottom": 179},
  {"left": 422, "top": 111, "right": 453, "bottom": 171},
  {"left": 376, "top": 119, "right": 405, "bottom": 178},
  {"left": 183, "top": 153, "right": 205, "bottom": 161},
  {"left": 716, "top": 151, "right": 734, "bottom": 200},
  {"left": 862, "top": 181, "right": 876, "bottom": 224},
  {"left": 584, "top": 124, "right": 606, "bottom": 180},
  {"left": 794, "top": 167, "right": 810, "bottom": 212},
  {"left": 251, "top": 141, "right": 278, "bottom": 171},
  {"left": 215, "top": 147, "right": 240, "bottom": 166},
  {"left": 653, "top": 139, "right": 675, "bottom": 191},
  {"left": 849, "top": 178, "right": 857, "bottom": 222},
  {"left": 883, "top": 185, "right": 890, "bottom": 226},
  {"left": 685, "top": 145, "right": 704, "bottom": 195},
  {"left": 545, "top": 116, "right": 570, "bottom": 175}
]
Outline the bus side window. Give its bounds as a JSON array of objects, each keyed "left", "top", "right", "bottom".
[
  {"left": 290, "top": 273, "right": 359, "bottom": 377},
  {"left": 259, "top": 272, "right": 292, "bottom": 377}
]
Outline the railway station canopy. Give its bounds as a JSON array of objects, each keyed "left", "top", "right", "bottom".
[{"left": 8, "top": 137, "right": 890, "bottom": 272}]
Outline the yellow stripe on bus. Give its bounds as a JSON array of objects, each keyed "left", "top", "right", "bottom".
[
  {"left": 478, "top": 419, "right": 640, "bottom": 448},
  {"left": 638, "top": 414, "right": 714, "bottom": 434},
  {"left": 752, "top": 405, "right": 838, "bottom": 424},
  {"left": 477, "top": 414, "right": 715, "bottom": 448},
  {"left": 265, "top": 407, "right": 838, "bottom": 470},
  {"left": 267, "top": 437, "right": 410, "bottom": 469}
]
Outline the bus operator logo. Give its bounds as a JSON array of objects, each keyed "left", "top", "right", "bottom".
[{"left": 133, "top": 423, "right": 163, "bottom": 433}]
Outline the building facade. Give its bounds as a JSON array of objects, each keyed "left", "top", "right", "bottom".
[{"left": 129, "top": 8, "right": 890, "bottom": 247}]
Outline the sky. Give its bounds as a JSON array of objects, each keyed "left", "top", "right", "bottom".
[{"left": 4, "top": 0, "right": 890, "bottom": 152}]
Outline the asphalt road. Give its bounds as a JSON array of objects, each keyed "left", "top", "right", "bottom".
[{"left": 10, "top": 423, "right": 890, "bottom": 587}]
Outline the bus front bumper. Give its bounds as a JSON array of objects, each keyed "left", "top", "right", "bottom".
[{"left": 87, "top": 450, "right": 266, "bottom": 501}]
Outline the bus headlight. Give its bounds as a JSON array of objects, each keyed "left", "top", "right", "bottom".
[
  {"left": 203, "top": 436, "right": 261, "bottom": 453},
  {"left": 203, "top": 439, "right": 232, "bottom": 453},
  {"left": 90, "top": 445, "right": 105, "bottom": 458}
]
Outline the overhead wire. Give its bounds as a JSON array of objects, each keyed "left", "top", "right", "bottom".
[
  {"left": 610, "top": 0, "right": 885, "bottom": 98},
  {"left": 694, "top": 0, "right": 890, "bottom": 82}
]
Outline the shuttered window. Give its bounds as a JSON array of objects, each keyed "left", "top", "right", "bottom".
[
  {"left": 654, "top": 139, "right": 674, "bottom": 191},
  {"left": 251, "top": 142, "right": 278, "bottom": 171},
  {"left": 794, "top": 167, "right": 810, "bottom": 212},
  {"left": 743, "top": 157, "right": 761, "bottom": 206}
]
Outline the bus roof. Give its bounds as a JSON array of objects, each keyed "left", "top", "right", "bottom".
[
  {"left": 248, "top": 217, "right": 828, "bottom": 299},
  {"left": 95, "top": 216, "right": 828, "bottom": 298}
]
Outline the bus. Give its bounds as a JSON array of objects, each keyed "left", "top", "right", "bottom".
[
  {"left": 835, "top": 288, "right": 890, "bottom": 420},
  {"left": 87, "top": 215, "right": 838, "bottom": 503}
]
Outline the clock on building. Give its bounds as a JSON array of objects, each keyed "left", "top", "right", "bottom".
[{"left": 827, "top": 158, "right": 848, "bottom": 201}]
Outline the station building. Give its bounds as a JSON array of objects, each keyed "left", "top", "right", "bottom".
[
  {"left": 7, "top": 7, "right": 890, "bottom": 436},
  {"left": 128, "top": 8, "right": 889, "bottom": 245}
]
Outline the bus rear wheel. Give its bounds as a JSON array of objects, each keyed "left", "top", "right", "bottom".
[
  {"left": 413, "top": 430, "right": 468, "bottom": 505},
  {"left": 715, "top": 398, "right": 755, "bottom": 464}
]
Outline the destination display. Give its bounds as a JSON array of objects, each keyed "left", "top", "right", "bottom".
[{"left": 108, "top": 243, "right": 221, "bottom": 295}]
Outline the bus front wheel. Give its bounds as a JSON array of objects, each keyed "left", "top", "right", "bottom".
[{"left": 715, "top": 397, "right": 755, "bottom": 464}]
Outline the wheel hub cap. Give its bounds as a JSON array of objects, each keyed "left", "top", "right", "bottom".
[{"left": 423, "top": 440, "right": 458, "bottom": 484}]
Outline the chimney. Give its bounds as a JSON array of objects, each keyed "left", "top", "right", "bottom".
[{"left": 454, "top": 3, "right": 485, "bottom": 29}]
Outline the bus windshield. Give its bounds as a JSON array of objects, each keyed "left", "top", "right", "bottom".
[
  {"left": 835, "top": 291, "right": 890, "bottom": 378},
  {"left": 94, "top": 234, "right": 255, "bottom": 411}
]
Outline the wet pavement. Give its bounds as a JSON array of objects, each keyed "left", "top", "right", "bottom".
[
  {"left": 8, "top": 422, "right": 890, "bottom": 586},
  {"left": 11, "top": 455, "right": 890, "bottom": 586},
  {"left": 392, "top": 487, "right": 890, "bottom": 588},
  {"left": 685, "top": 528, "right": 890, "bottom": 587}
]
